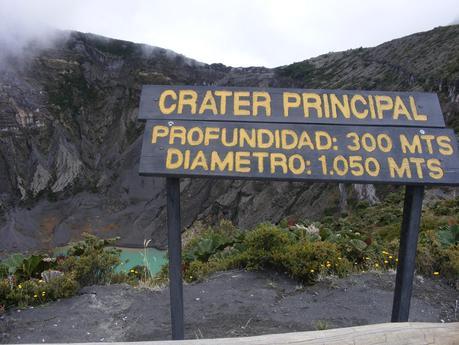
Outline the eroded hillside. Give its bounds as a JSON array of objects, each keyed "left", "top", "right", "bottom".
[{"left": 0, "top": 26, "right": 458, "bottom": 252}]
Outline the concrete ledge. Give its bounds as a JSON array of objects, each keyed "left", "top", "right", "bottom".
[{"left": 16, "top": 322, "right": 459, "bottom": 345}]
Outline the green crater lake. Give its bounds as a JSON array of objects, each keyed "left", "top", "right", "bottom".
[
  {"left": 116, "top": 247, "right": 167, "bottom": 274},
  {"left": 54, "top": 246, "right": 168, "bottom": 275}
]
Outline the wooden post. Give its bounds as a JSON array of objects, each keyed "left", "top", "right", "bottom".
[
  {"left": 166, "top": 177, "right": 185, "bottom": 339},
  {"left": 391, "top": 185, "right": 424, "bottom": 322}
]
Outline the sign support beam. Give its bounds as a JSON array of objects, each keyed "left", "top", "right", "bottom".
[
  {"left": 166, "top": 177, "right": 185, "bottom": 339},
  {"left": 391, "top": 185, "right": 424, "bottom": 322}
]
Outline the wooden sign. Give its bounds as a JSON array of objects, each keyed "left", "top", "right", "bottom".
[
  {"left": 137, "top": 84, "right": 459, "bottom": 339},
  {"left": 138, "top": 85, "right": 445, "bottom": 127},
  {"left": 139, "top": 120, "right": 459, "bottom": 185}
]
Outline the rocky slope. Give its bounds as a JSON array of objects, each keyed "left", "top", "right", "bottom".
[{"left": 0, "top": 26, "right": 458, "bottom": 252}]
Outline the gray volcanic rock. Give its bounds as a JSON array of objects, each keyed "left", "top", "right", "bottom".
[{"left": 0, "top": 26, "right": 458, "bottom": 252}]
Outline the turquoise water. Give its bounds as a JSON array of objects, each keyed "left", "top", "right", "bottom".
[
  {"left": 54, "top": 246, "right": 168, "bottom": 275},
  {"left": 116, "top": 247, "right": 167, "bottom": 274}
]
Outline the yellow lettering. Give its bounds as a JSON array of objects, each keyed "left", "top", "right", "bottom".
[
  {"left": 283, "top": 92, "right": 300, "bottom": 117},
  {"left": 410, "top": 96, "right": 427, "bottom": 121},
  {"left": 178, "top": 90, "right": 198, "bottom": 114},
  {"left": 187, "top": 127, "right": 204, "bottom": 146},
  {"left": 239, "top": 129, "right": 256, "bottom": 148},
  {"left": 166, "top": 148, "right": 183, "bottom": 169},
  {"left": 252, "top": 92, "right": 271, "bottom": 116},
  {"left": 410, "top": 157, "right": 425, "bottom": 178},
  {"left": 190, "top": 150, "right": 208, "bottom": 170},
  {"left": 235, "top": 151, "right": 251, "bottom": 172},
  {"left": 298, "top": 131, "right": 314, "bottom": 150},
  {"left": 350, "top": 95, "right": 369, "bottom": 119},
  {"left": 427, "top": 158, "right": 444, "bottom": 179},
  {"left": 169, "top": 126, "right": 186, "bottom": 145},
  {"left": 400, "top": 134, "right": 422, "bottom": 154},
  {"left": 270, "top": 153, "right": 288, "bottom": 174},
  {"left": 330, "top": 94, "right": 350, "bottom": 119},
  {"left": 368, "top": 95, "right": 377, "bottom": 119},
  {"left": 388, "top": 157, "right": 412, "bottom": 178},
  {"left": 420, "top": 135, "right": 435, "bottom": 154},
  {"left": 437, "top": 136, "right": 453, "bottom": 155},
  {"left": 158, "top": 90, "right": 177, "bottom": 114},
  {"left": 221, "top": 128, "right": 238, "bottom": 147},
  {"left": 198, "top": 91, "right": 218, "bottom": 114},
  {"left": 393, "top": 96, "right": 411, "bottom": 120},
  {"left": 252, "top": 152, "right": 268, "bottom": 173},
  {"left": 210, "top": 151, "right": 234, "bottom": 171},
  {"left": 323, "top": 94, "right": 330, "bottom": 118},
  {"left": 288, "top": 154, "right": 305, "bottom": 175},
  {"left": 375, "top": 95, "right": 393, "bottom": 119},
  {"left": 204, "top": 127, "right": 220, "bottom": 145},
  {"left": 281, "top": 130, "right": 298, "bottom": 150},
  {"left": 234, "top": 91, "right": 250, "bottom": 116},
  {"left": 151, "top": 125, "right": 169, "bottom": 143},
  {"left": 315, "top": 131, "right": 332, "bottom": 150},
  {"left": 302, "top": 93, "right": 322, "bottom": 118},
  {"left": 257, "top": 129, "right": 274, "bottom": 148},
  {"left": 214, "top": 90, "right": 232, "bottom": 114}
]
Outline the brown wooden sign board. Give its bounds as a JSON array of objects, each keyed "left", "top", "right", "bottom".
[
  {"left": 139, "top": 120, "right": 459, "bottom": 185},
  {"left": 138, "top": 85, "right": 445, "bottom": 127}
]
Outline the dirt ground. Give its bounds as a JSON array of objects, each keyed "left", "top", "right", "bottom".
[{"left": 0, "top": 270, "right": 458, "bottom": 343}]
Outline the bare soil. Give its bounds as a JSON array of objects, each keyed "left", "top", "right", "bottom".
[{"left": 0, "top": 270, "right": 457, "bottom": 343}]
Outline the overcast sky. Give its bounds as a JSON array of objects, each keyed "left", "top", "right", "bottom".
[{"left": 1, "top": 0, "right": 458, "bottom": 67}]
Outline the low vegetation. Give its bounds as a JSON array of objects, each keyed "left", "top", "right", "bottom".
[
  {"left": 1, "top": 194, "right": 457, "bottom": 313},
  {"left": 0, "top": 234, "right": 136, "bottom": 311},
  {"left": 159, "top": 193, "right": 458, "bottom": 285}
]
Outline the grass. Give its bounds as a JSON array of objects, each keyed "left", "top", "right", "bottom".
[{"left": 315, "top": 320, "right": 329, "bottom": 330}]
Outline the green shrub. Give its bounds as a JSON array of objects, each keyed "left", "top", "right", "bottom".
[
  {"left": 0, "top": 234, "right": 130, "bottom": 311},
  {"left": 4, "top": 279, "right": 42, "bottom": 307},
  {"left": 177, "top": 222, "right": 355, "bottom": 284},
  {"left": 439, "top": 246, "right": 459, "bottom": 281},
  {"left": 432, "top": 198, "right": 459, "bottom": 216},
  {"left": 275, "top": 241, "right": 352, "bottom": 283},
  {"left": 0, "top": 279, "right": 11, "bottom": 307},
  {"left": 183, "top": 220, "right": 240, "bottom": 263},
  {"left": 128, "top": 265, "right": 150, "bottom": 280},
  {"left": 183, "top": 234, "right": 230, "bottom": 262},
  {"left": 169, "top": 195, "right": 459, "bottom": 285},
  {"left": 46, "top": 275, "right": 79, "bottom": 299},
  {"left": 242, "top": 223, "right": 290, "bottom": 269},
  {"left": 437, "top": 225, "right": 459, "bottom": 247},
  {"left": 417, "top": 228, "right": 459, "bottom": 282},
  {"left": 109, "top": 272, "right": 138, "bottom": 285},
  {"left": 185, "top": 261, "right": 212, "bottom": 283},
  {"left": 57, "top": 234, "right": 121, "bottom": 286},
  {"left": 0, "top": 274, "right": 79, "bottom": 308},
  {"left": 15, "top": 255, "right": 48, "bottom": 281},
  {"left": 1, "top": 253, "right": 27, "bottom": 275},
  {"left": 0, "top": 254, "right": 55, "bottom": 283},
  {"left": 0, "top": 263, "right": 7, "bottom": 279},
  {"left": 327, "top": 229, "right": 374, "bottom": 264}
]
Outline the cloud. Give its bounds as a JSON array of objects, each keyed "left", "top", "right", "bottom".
[
  {"left": 0, "top": 0, "right": 458, "bottom": 68},
  {"left": 0, "top": 1, "right": 66, "bottom": 68}
]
